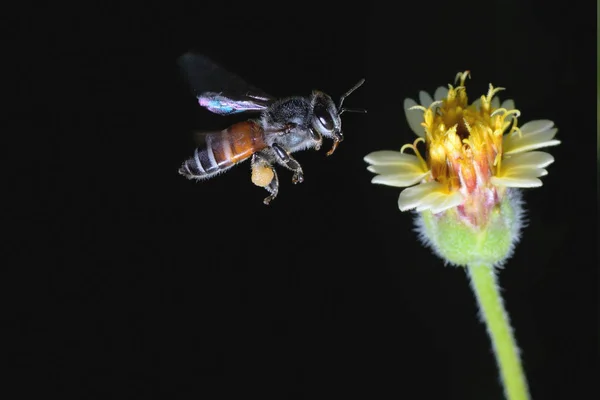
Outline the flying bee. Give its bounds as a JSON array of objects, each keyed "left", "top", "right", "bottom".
[{"left": 177, "top": 52, "right": 366, "bottom": 205}]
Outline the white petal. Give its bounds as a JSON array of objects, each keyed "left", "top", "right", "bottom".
[
  {"left": 367, "top": 162, "right": 422, "bottom": 175},
  {"left": 503, "top": 167, "right": 548, "bottom": 179},
  {"left": 415, "top": 191, "right": 446, "bottom": 212},
  {"left": 419, "top": 91, "right": 434, "bottom": 108},
  {"left": 404, "top": 98, "right": 426, "bottom": 138},
  {"left": 492, "top": 167, "right": 548, "bottom": 188},
  {"left": 503, "top": 128, "right": 561, "bottom": 155},
  {"left": 501, "top": 151, "right": 555, "bottom": 170},
  {"left": 398, "top": 181, "right": 445, "bottom": 211},
  {"left": 471, "top": 98, "right": 482, "bottom": 110},
  {"left": 434, "top": 86, "right": 449, "bottom": 101},
  {"left": 491, "top": 176, "right": 542, "bottom": 188},
  {"left": 364, "top": 151, "right": 420, "bottom": 166},
  {"left": 429, "top": 191, "right": 464, "bottom": 214},
  {"left": 372, "top": 170, "right": 429, "bottom": 187},
  {"left": 492, "top": 97, "right": 500, "bottom": 109},
  {"left": 500, "top": 99, "right": 515, "bottom": 110},
  {"left": 500, "top": 167, "right": 548, "bottom": 178},
  {"left": 368, "top": 162, "right": 425, "bottom": 175},
  {"left": 368, "top": 165, "right": 401, "bottom": 174},
  {"left": 520, "top": 119, "right": 555, "bottom": 135}
]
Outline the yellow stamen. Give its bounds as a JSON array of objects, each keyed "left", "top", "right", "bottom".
[
  {"left": 400, "top": 137, "right": 428, "bottom": 171},
  {"left": 416, "top": 71, "right": 520, "bottom": 198},
  {"left": 491, "top": 108, "right": 521, "bottom": 119},
  {"left": 455, "top": 70, "right": 471, "bottom": 86},
  {"left": 409, "top": 105, "right": 428, "bottom": 112},
  {"left": 486, "top": 85, "right": 505, "bottom": 103}
]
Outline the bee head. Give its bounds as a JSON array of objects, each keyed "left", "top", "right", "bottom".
[
  {"left": 309, "top": 79, "right": 366, "bottom": 156},
  {"left": 310, "top": 92, "right": 341, "bottom": 139}
]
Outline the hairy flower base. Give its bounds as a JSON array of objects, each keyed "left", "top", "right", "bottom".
[{"left": 415, "top": 189, "right": 524, "bottom": 267}]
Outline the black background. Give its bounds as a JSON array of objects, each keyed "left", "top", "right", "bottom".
[{"left": 8, "top": 1, "right": 598, "bottom": 399}]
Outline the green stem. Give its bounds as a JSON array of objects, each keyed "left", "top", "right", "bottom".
[{"left": 467, "top": 263, "right": 530, "bottom": 400}]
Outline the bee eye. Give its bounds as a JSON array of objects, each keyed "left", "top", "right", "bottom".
[{"left": 314, "top": 104, "right": 334, "bottom": 131}]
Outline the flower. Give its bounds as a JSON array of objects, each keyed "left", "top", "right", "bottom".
[
  {"left": 365, "top": 71, "right": 560, "bottom": 228},
  {"left": 364, "top": 72, "right": 555, "bottom": 399}
]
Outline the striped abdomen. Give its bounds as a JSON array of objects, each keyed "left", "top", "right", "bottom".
[{"left": 179, "top": 120, "right": 268, "bottom": 180}]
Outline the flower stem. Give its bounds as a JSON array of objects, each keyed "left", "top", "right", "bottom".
[{"left": 467, "top": 263, "right": 530, "bottom": 400}]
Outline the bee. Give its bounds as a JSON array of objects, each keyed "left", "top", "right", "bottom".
[{"left": 177, "top": 52, "right": 366, "bottom": 205}]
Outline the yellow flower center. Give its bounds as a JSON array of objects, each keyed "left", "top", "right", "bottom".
[
  {"left": 425, "top": 72, "right": 521, "bottom": 191},
  {"left": 409, "top": 71, "right": 523, "bottom": 226}
]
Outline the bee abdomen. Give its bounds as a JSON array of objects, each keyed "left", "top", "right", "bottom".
[
  {"left": 179, "top": 120, "right": 267, "bottom": 180},
  {"left": 178, "top": 146, "right": 218, "bottom": 180}
]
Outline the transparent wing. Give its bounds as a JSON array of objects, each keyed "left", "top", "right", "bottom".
[
  {"left": 196, "top": 91, "right": 271, "bottom": 116},
  {"left": 177, "top": 52, "right": 274, "bottom": 115},
  {"left": 192, "top": 130, "right": 219, "bottom": 147}
]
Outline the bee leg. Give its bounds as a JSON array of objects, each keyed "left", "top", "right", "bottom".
[
  {"left": 309, "top": 127, "right": 323, "bottom": 151},
  {"left": 263, "top": 169, "right": 279, "bottom": 205},
  {"left": 272, "top": 143, "right": 304, "bottom": 184},
  {"left": 251, "top": 153, "right": 279, "bottom": 205}
]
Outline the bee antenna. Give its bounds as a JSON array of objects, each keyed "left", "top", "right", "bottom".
[
  {"left": 338, "top": 78, "right": 366, "bottom": 110},
  {"left": 339, "top": 107, "right": 367, "bottom": 115}
]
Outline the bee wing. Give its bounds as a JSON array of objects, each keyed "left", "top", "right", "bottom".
[
  {"left": 192, "top": 130, "right": 218, "bottom": 146},
  {"left": 196, "top": 91, "right": 271, "bottom": 116},
  {"left": 177, "top": 52, "right": 274, "bottom": 116}
]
